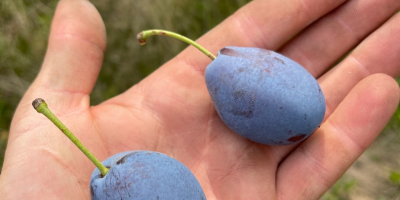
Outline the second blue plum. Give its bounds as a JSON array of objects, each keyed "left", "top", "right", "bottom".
[
  {"left": 205, "top": 47, "right": 326, "bottom": 145},
  {"left": 90, "top": 151, "right": 206, "bottom": 200}
]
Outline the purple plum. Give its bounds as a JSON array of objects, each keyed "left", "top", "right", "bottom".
[
  {"left": 90, "top": 151, "right": 206, "bottom": 200},
  {"left": 205, "top": 47, "right": 326, "bottom": 145}
]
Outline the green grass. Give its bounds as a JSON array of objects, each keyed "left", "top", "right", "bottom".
[
  {"left": 0, "top": 1, "right": 399, "bottom": 199},
  {"left": 390, "top": 171, "right": 400, "bottom": 187},
  {"left": 385, "top": 171, "right": 400, "bottom": 200},
  {"left": 0, "top": 130, "right": 7, "bottom": 170},
  {"left": 322, "top": 177, "right": 357, "bottom": 200}
]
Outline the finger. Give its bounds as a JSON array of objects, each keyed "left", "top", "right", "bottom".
[
  {"left": 279, "top": 0, "right": 400, "bottom": 77},
  {"left": 276, "top": 74, "right": 399, "bottom": 199},
  {"left": 9, "top": 0, "right": 105, "bottom": 150},
  {"left": 25, "top": 0, "right": 106, "bottom": 111},
  {"left": 319, "top": 12, "right": 400, "bottom": 117},
  {"left": 175, "top": 0, "right": 349, "bottom": 72}
]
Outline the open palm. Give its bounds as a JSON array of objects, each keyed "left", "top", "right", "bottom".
[{"left": 1, "top": 0, "right": 399, "bottom": 199}]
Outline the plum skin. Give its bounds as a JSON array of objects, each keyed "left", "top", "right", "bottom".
[
  {"left": 90, "top": 151, "right": 206, "bottom": 200},
  {"left": 205, "top": 47, "right": 326, "bottom": 145}
]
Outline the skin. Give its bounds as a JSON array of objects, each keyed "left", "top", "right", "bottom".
[{"left": 0, "top": 0, "right": 399, "bottom": 199}]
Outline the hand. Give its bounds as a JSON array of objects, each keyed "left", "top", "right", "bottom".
[{"left": 0, "top": 0, "right": 399, "bottom": 199}]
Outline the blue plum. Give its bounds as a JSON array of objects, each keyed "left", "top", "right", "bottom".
[
  {"left": 90, "top": 151, "right": 206, "bottom": 200},
  {"left": 205, "top": 47, "right": 326, "bottom": 145}
]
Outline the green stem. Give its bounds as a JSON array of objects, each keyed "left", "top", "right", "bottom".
[
  {"left": 137, "top": 29, "right": 216, "bottom": 60},
  {"left": 32, "top": 98, "right": 109, "bottom": 176}
]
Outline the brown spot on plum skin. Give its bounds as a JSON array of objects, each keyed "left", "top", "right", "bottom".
[
  {"left": 116, "top": 153, "right": 134, "bottom": 165},
  {"left": 232, "top": 110, "right": 254, "bottom": 118},
  {"left": 219, "top": 47, "right": 257, "bottom": 61},
  {"left": 230, "top": 90, "right": 255, "bottom": 118},
  {"left": 233, "top": 90, "right": 245, "bottom": 100},
  {"left": 210, "top": 87, "right": 219, "bottom": 96},
  {"left": 90, "top": 185, "right": 95, "bottom": 197},
  {"left": 116, "top": 156, "right": 128, "bottom": 165},
  {"left": 288, "top": 134, "right": 306, "bottom": 142},
  {"left": 219, "top": 47, "right": 242, "bottom": 57},
  {"left": 273, "top": 56, "right": 284, "bottom": 64}
]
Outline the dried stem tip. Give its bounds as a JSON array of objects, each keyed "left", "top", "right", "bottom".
[{"left": 32, "top": 98, "right": 46, "bottom": 110}]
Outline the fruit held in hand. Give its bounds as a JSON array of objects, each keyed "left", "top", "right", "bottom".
[
  {"left": 90, "top": 151, "right": 206, "bottom": 200},
  {"left": 137, "top": 30, "right": 326, "bottom": 145},
  {"left": 205, "top": 47, "right": 325, "bottom": 145},
  {"left": 32, "top": 98, "right": 206, "bottom": 200}
]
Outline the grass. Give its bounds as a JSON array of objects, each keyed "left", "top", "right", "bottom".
[
  {"left": 390, "top": 171, "right": 400, "bottom": 186},
  {"left": 0, "top": 0, "right": 399, "bottom": 198},
  {"left": 389, "top": 171, "right": 400, "bottom": 198},
  {"left": 322, "top": 176, "right": 357, "bottom": 200}
]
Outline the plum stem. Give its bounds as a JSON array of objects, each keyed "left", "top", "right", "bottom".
[
  {"left": 137, "top": 29, "right": 216, "bottom": 60},
  {"left": 32, "top": 98, "right": 109, "bottom": 176}
]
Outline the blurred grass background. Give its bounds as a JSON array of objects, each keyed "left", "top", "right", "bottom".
[{"left": 0, "top": 0, "right": 399, "bottom": 199}]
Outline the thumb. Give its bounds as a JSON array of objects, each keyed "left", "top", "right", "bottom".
[{"left": 10, "top": 0, "right": 106, "bottom": 139}]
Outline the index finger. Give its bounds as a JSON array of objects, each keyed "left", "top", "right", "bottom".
[{"left": 176, "top": 0, "right": 349, "bottom": 73}]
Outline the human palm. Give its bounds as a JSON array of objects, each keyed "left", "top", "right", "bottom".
[{"left": 1, "top": 0, "right": 399, "bottom": 199}]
